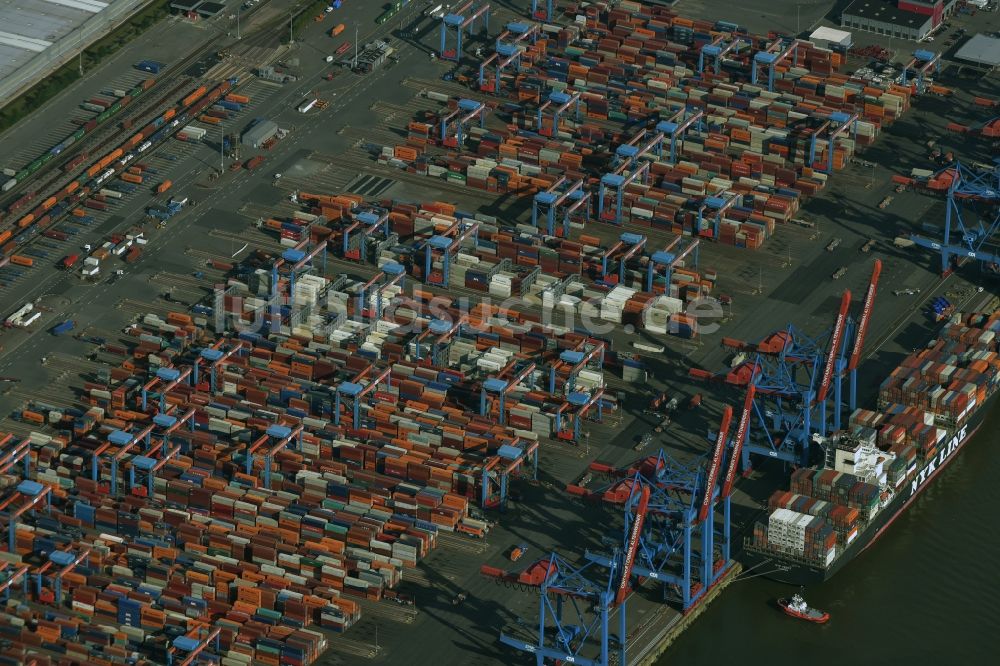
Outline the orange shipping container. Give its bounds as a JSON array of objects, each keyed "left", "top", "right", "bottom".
[
  {"left": 181, "top": 86, "right": 207, "bottom": 107},
  {"left": 17, "top": 214, "right": 34, "bottom": 228},
  {"left": 121, "top": 173, "right": 143, "bottom": 184},
  {"left": 10, "top": 255, "right": 34, "bottom": 267},
  {"left": 156, "top": 180, "right": 173, "bottom": 194},
  {"left": 41, "top": 196, "right": 57, "bottom": 210}
]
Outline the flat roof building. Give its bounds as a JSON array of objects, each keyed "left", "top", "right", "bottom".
[
  {"left": 809, "top": 27, "right": 854, "bottom": 50},
  {"left": 841, "top": 1, "right": 934, "bottom": 40},
  {"left": 841, "top": 1, "right": 961, "bottom": 41},
  {"left": 954, "top": 34, "right": 1000, "bottom": 69},
  {"left": 242, "top": 119, "right": 278, "bottom": 149},
  {"left": 0, "top": 0, "right": 150, "bottom": 111}
]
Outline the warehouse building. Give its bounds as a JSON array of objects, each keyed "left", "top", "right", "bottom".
[
  {"left": 0, "top": 0, "right": 151, "bottom": 111},
  {"left": 954, "top": 34, "right": 1000, "bottom": 70},
  {"left": 841, "top": 0, "right": 959, "bottom": 41},
  {"left": 241, "top": 119, "right": 278, "bottom": 149}
]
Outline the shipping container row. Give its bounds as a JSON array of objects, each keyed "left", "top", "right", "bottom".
[
  {"left": 4, "top": 79, "right": 157, "bottom": 192},
  {"left": 386, "top": 3, "right": 922, "bottom": 248}
]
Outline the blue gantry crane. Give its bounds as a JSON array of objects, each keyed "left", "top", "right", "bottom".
[
  {"left": 33, "top": 547, "right": 91, "bottom": 605},
  {"left": 0, "top": 561, "right": 29, "bottom": 602},
  {"left": 698, "top": 35, "right": 745, "bottom": 75},
  {"left": 412, "top": 315, "right": 469, "bottom": 366},
  {"left": 536, "top": 90, "right": 582, "bottom": 136},
  {"left": 423, "top": 220, "right": 480, "bottom": 285},
  {"left": 553, "top": 388, "right": 606, "bottom": 442},
  {"left": 141, "top": 365, "right": 192, "bottom": 411},
  {"left": 901, "top": 49, "right": 941, "bottom": 94},
  {"left": 597, "top": 161, "right": 650, "bottom": 224},
  {"left": 477, "top": 21, "right": 539, "bottom": 93},
  {"left": 645, "top": 237, "right": 699, "bottom": 292},
  {"left": 695, "top": 193, "right": 739, "bottom": 239},
  {"left": 270, "top": 237, "right": 329, "bottom": 299},
  {"left": 576, "top": 412, "right": 732, "bottom": 614},
  {"left": 192, "top": 339, "right": 246, "bottom": 393},
  {"left": 481, "top": 359, "right": 538, "bottom": 424},
  {"left": 751, "top": 38, "right": 804, "bottom": 92},
  {"left": 440, "top": 1, "right": 491, "bottom": 61},
  {"left": 530, "top": 0, "right": 554, "bottom": 21},
  {"left": 548, "top": 339, "right": 606, "bottom": 394},
  {"left": 335, "top": 366, "right": 392, "bottom": 429},
  {"left": 127, "top": 441, "right": 182, "bottom": 498},
  {"left": 659, "top": 107, "right": 704, "bottom": 165},
  {"left": 480, "top": 436, "right": 539, "bottom": 509},
  {"left": 532, "top": 177, "right": 589, "bottom": 237},
  {"left": 244, "top": 424, "right": 304, "bottom": 489},
  {"left": 341, "top": 206, "right": 390, "bottom": 262},
  {"left": 495, "top": 20, "right": 539, "bottom": 49},
  {"left": 479, "top": 41, "right": 530, "bottom": 93},
  {"left": 0, "top": 480, "right": 52, "bottom": 551},
  {"left": 909, "top": 162, "right": 1000, "bottom": 275},
  {"left": 91, "top": 425, "right": 155, "bottom": 494},
  {"left": 485, "top": 550, "right": 629, "bottom": 666},
  {"left": 166, "top": 626, "right": 222, "bottom": 666},
  {"left": 809, "top": 111, "right": 859, "bottom": 174},
  {"left": 599, "top": 233, "right": 646, "bottom": 283},
  {"left": 612, "top": 124, "right": 670, "bottom": 171},
  {"left": 440, "top": 98, "right": 488, "bottom": 147},
  {"left": 355, "top": 261, "right": 406, "bottom": 318}
]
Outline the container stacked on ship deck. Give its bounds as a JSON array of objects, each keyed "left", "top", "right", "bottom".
[{"left": 749, "top": 308, "right": 1000, "bottom": 567}]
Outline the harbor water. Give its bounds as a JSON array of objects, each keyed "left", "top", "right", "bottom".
[{"left": 663, "top": 403, "right": 1000, "bottom": 664}]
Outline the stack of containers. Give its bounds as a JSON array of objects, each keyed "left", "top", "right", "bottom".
[
  {"left": 377, "top": 5, "right": 921, "bottom": 251},
  {"left": 766, "top": 508, "right": 808, "bottom": 555}
]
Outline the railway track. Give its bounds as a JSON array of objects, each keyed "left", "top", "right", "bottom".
[{"left": 0, "top": 1, "right": 282, "bottom": 213}]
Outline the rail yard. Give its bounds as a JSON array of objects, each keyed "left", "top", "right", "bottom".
[{"left": 0, "top": 1, "right": 997, "bottom": 665}]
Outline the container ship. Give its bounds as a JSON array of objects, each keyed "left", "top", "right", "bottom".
[{"left": 744, "top": 306, "right": 1000, "bottom": 584}]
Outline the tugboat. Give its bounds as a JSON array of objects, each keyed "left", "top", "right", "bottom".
[{"left": 778, "top": 593, "right": 830, "bottom": 624}]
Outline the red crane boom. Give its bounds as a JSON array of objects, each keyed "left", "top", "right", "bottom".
[
  {"left": 721, "top": 385, "right": 755, "bottom": 498},
  {"left": 698, "top": 405, "right": 733, "bottom": 523},
  {"left": 816, "top": 290, "right": 852, "bottom": 404},
  {"left": 848, "top": 259, "right": 882, "bottom": 371},
  {"left": 615, "top": 484, "right": 650, "bottom": 606}
]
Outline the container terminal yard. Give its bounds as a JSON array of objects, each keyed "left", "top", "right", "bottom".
[{"left": 0, "top": 1, "right": 997, "bottom": 665}]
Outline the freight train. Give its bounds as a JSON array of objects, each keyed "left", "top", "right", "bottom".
[
  {"left": 0, "top": 79, "right": 236, "bottom": 258},
  {"left": 1, "top": 78, "right": 158, "bottom": 195}
]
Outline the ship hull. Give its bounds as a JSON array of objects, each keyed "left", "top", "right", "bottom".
[{"left": 741, "top": 394, "right": 992, "bottom": 586}]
